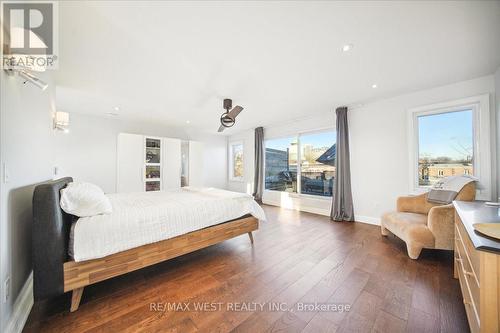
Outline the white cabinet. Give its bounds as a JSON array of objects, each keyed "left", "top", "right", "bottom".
[
  {"left": 117, "top": 134, "right": 204, "bottom": 193},
  {"left": 117, "top": 133, "right": 143, "bottom": 193},
  {"left": 162, "top": 138, "right": 182, "bottom": 189},
  {"left": 188, "top": 141, "right": 204, "bottom": 187}
]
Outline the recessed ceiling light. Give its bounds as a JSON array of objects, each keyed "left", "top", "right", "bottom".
[
  {"left": 342, "top": 44, "right": 353, "bottom": 52},
  {"left": 113, "top": 106, "right": 120, "bottom": 111},
  {"left": 186, "top": 120, "right": 191, "bottom": 124},
  {"left": 371, "top": 84, "right": 378, "bottom": 89}
]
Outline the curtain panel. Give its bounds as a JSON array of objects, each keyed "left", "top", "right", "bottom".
[
  {"left": 253, "top": 127, "right": 264, "bottom": 202},
  {"left": 331, "top": 107, "right": 354, "bottom": 221}
]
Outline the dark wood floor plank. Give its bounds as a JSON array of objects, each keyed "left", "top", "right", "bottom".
[
  {"left": 405, "top": 307, "right": 439, "bottom": 333},
  {"left": 439, "top": 298, "right": 470, "bottom": 333},
  {"left": 338, "top": 290, "right": 383, "bottom": 332},
  {"left": 301, "top": 314, "right": 339, "bottom": 333},
  {"left": 411, "top": 266, "right": 440, "bottom": 316},
  {"left": 317, "top": 268, "right": 370, "bottom": 325},
  {"left": 372, "top": 310, "right": 406, "bottom": 332},
  {"left": 267, "top": 311, "right": 308, "bottom": 333},
  {"left": 382, "top": 280, "right": 413, "bottom": 320}
]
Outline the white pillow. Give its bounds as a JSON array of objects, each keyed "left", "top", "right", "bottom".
[{"left": 60, "top": 182, "right": 112, "bottom": 217}]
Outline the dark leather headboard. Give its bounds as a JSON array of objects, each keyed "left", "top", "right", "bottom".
[{"left": 32, "top": 177, "right": 73, "bottom": 301}]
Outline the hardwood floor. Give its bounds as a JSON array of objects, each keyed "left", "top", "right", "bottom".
[{"left": 24, "top": 205, "right": 469, "bottom": 333}]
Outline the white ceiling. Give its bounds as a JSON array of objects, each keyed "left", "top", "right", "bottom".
[{"left": 55, "top": 1, "right": 500, "bottom": 135}]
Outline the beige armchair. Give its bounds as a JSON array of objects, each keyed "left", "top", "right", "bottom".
[{"left": 381, "top": 182, "right": 476, "bottom": 259}]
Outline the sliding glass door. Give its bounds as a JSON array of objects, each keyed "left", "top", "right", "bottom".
[
  {"left": 264, "top": 130, "right": 336, "bottom": 197},
  {"left": 265, "top": 136, "right": 298, "bottom": 193},
  {"left": 299, "top": 131, "right": 336, "bottom": 196}
]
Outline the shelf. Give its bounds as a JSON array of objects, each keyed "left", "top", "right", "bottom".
[{"left": 144, "top": 137, "right": 162, "bottom": 191}]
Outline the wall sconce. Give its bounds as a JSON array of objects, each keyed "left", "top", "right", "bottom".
[
  {"left": 4, "top": 69, "right": 49, "bottom": 90},
  {"left": 3, "top": 27, "right": 49, "bottom": 90},
  {"left": 19, "top": 70, "right": 49, "bottom": 90},
  {"left": 54, "top": 111, "right": 70, "bottom": 133}
]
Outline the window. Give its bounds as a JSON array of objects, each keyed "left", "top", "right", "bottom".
[
  {"left": 408, "top": 94, "right": 492, "bottom": 200},
  {"left": 299, "top": 131, "right": 336, "bottom": 196},
  {"left": 265, "top": 136, "right": 298, "bottom": 193},
  {"left": 265, "top": 130, "right": 336, "bottom": 197},
  {"left": 417, "top": 109, "right": 473, "bottom": 187},
  {"left": 229, "top": 142, "right": 244, "bottom": 181}
]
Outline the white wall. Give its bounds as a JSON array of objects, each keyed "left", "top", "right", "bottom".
[
  {"left": 0, "top": 71, "right": 56, "bottom": 332},
  {"left": 495, "top": 67, "right": 500, "bottom": 199},
  {"left": 350, "top": 75, "right": 496, "bottom": 223},
  {"left": 229, "top": 75, "right": 497, "bottom": 224},
  {"left": 54, "top": 113, "right": 228, "bottom": 193},
  {"left": 198, "top": 134, "right": 228, "bottom": 190}
]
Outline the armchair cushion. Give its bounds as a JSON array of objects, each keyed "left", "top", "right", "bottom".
[
  {"left": 381, "top": 212, "right": 434, "bottom": 249},
  {"left": 397, "top": 193, "right": 439, "bottom": 215}
]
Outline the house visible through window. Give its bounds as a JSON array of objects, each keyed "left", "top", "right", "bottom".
[
  {"left": 229, "top": 142, "right": 244, "bottom": 181},
  {"left": 264, "top": 130, "right": 336, "bottom": 197},
  {"left": 265, "top": 137, "right": 298, "bottom": 193},
  {"left": 417, "top": 109, "right": 474, "bottom": 187},
  {"left": 299, "top": 131, "right": 336, "bottom": 196}
]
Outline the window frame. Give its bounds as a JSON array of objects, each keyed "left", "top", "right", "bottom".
[
  {"left": 228, "top": 141, "right": 244, "bottom": 182},
  {"left": 407, "top": 94, "right": 491, "bottom": 199},
  {"left": 263, "top": 128, "right": 336, "bottom": 199}
]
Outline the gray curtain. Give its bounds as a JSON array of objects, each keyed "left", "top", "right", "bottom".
[
  {"left": 253, "top": 127, "right": 264, "bottom": 202},
  {"left": 331, "top": 107, "right": 354, "bottom": 221}
]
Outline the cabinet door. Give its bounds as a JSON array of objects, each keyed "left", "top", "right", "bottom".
[
  {"left": 162, "top": 138, "right": 181, "bottom": 189},
  {"left": 117, "top": 133, "right": 144, "bottom": 193},
  {"left": 188, "top": 141, "right": 204, "bottom": 187}
]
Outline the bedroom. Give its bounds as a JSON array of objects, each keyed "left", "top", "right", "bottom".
[{"left": 0, "top": 1, "right": 500, "bottom": 332}]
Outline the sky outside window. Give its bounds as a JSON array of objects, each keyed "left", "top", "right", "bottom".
[
  {"left": 418, "top": 109, "right": 473, "bottom": 161},
  {"left": 417, "top": 109, "right": 474, "bottom": 186}
]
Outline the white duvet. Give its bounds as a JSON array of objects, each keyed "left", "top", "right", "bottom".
[{"left": 70, "top": 187, "right": 266, "bottom": 262}]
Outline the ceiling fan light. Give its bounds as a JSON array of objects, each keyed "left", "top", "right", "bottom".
[{"left": 220, "top": 113, "right": 235, "bottom": 128}]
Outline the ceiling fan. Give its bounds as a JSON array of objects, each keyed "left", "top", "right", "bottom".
[{"left": 218, "top": 98, "right": 244, "bottom": 132}]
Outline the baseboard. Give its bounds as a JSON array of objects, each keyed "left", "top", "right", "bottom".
[
  {"left": 5, "top": 272, "right": 33, "bottom": 333},
  {"left": 355, "top": 215, "right": 381, "bottom": 226},
  {"left": 263, "top": 199, "right": 381, "bottom": 226},
  {"left": 294, "top": 205, "right": 330, "bottom": 216},
  {"left": 262, "top": 199, "right": 330, "bottom": 216}
]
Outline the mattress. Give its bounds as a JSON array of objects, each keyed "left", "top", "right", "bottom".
[{"left": 69, "top": 187, "right": 266, "bottom": 262}]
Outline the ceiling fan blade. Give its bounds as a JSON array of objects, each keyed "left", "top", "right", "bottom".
[
  {"left": 218, "top": 124, "right": 226, "bottom": 132},
  {"left": 227, "top": 106, "right": 243, "bottom": 119}
]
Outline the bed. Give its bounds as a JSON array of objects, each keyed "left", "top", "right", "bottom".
[{"left": 32, "top": 178, "right": 264, "bottom": 312}]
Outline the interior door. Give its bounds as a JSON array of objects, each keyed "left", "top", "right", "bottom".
[
  {"left": 162, "top": 137, "right": 182, "bottom": 189},
  {"left": 117, "top": 133, "right": 144, "bottom": 192},
  {"left": 188, "top": 141, "right": 204, "bottom": 187}
]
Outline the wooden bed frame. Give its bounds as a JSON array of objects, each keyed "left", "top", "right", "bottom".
[
  {"left": 32, "top": 178, "right": 259, "bottom": 312},
  {"left": 65, "top": 216, "right": 257, "bottom": 311}
]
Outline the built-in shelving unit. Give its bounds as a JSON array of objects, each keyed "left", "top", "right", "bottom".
[{"left": 144, "top": 137, "right": 162, "bottom": 191}]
